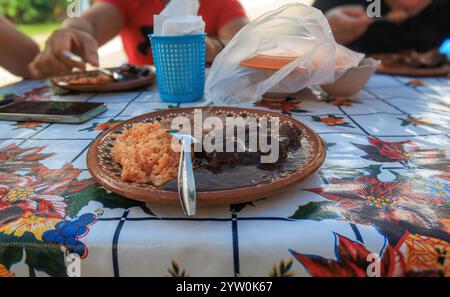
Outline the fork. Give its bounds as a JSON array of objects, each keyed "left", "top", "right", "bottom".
[
  {"left": 61, "top": 51, "right": 125, "bottom": 81},
  {"left": 168, "top": 130, "right": 197, "bottom": 216},
  {"left": 372, "top": 16, "right": 393, "bottom": 23}
]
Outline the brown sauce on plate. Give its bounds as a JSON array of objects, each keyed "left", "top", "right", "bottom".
[{"left": 160, "top": 137, "right": 309, "bottom": 192}]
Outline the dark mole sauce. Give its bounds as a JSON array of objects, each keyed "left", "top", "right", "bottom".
[{"left": 160, "top": 138, "right": 310, "bottom": 192}]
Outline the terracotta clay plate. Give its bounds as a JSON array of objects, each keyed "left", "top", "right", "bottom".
[
  {"left": 373, "top": 54, "right": 450, "bottom": 77},
  {"left": 87, "top": 106, "right": 326, "bottom": 206},
  {"left": 51, "top": 67, "right": 155, "bottom": 93},
  {"left": 377, "top": 64, "right": 450, "bottom": 77}
]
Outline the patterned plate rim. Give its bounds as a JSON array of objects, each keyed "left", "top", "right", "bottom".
[
  {"left": 374, "top": 60, "right": 450, "bottom": 77},
  {"left": 86, "top": 106, "right": 326, "bottom": 206},
  {"left": 50, "top": 68, "right": 155, "bottom": 93}
]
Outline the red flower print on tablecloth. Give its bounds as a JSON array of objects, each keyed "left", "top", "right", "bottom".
[
  {"left": 0, "top": 142, "right": 151, "bottom": 276},
  {"left": 255, "top": 100, "right": 308, "bottom": 116},
  {"left": 11, "top": 86, "right": 52, "bottom": 102},
  {"left": 407, "top": 79, "right": 425, "bottom": 87},
  {"left": 325, "top": 98, "right": 359, "bottom": 106},
  {"left": 353, "top": 137, "right": 450, "bottom": 171},
  {"left": 0, "top": 143, "right": 54, "bottom": 173},
  {"left": 0, "top": 161, "right": 97, "bottom": 276},
  {"left": 399, "top": 115, "right": 436, "bottom": 128},
  {"left": 298, "top": 168, "right": 450, "bottom": 246},
  {"left": 11, "top": 122, "right": 43, "bottom": 130},
  {"left": 354, "top": 138, "right": 415, "bottom": 162},
  {"left": 79, "top": 119, "right": 123, "bottom": 132},
  {"left": 399, "top": 232, "right": 450, "bottom": 276},
  {"left": 0, "top": 264, "right": 15, "bottom": 277},
  {"left": 0, "top": 164, "right": 94, "bottom": 240},
  {"left": 290, "top": 233, "right": 443, "bottom": 277},
  {"left": 312, "top": 115, "right": 354, "bottom": 128}
]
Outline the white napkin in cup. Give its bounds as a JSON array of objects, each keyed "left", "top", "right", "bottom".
[{"left": 154, "top": 0, "right": 205, "bottom": 36}]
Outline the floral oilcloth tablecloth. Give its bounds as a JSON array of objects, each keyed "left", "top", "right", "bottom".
[{"left": 0, "top": 74, "right": 449, "bottom": 277}]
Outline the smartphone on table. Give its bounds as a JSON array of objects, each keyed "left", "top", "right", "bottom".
[{"left": 0, "top": 101, "right": 107, "bottom": 124}]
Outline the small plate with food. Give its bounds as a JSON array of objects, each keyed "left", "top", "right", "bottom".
[
  {"left": 51, "top": 64, "right": 155, "bottom": 92},
  {"left": 87, "top": 106, "right": 326, "bottom": 208},
  {"left": 372, "top": 49, "right": 450, "bottom": 77}
]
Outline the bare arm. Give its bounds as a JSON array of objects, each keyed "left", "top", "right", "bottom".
[
  {"left": 325, "top": 5, "right": 372, "bottom": 45},
  {"left": 206, "top": 17, "right": 248, "bottom": 63},
  {"left": 0, "top": 16, "right": 40, "bottom": 78},
  {"left": 61, "top": 2, "right": 124, "bottom": 47},
  {"left": 29, "top": 2, "right": 124, "bottom": 78}
]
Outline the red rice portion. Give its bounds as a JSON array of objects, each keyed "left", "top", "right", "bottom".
[{"left": 111, "top": 122, "right": 179, "bottom": 186}]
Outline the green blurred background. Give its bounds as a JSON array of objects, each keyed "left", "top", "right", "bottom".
[
  {"left": 0, "top": 0, "right": 67, "bottom": 23},
  {"left": 0, "top": 0, "right": 68, "bottom": 42}
]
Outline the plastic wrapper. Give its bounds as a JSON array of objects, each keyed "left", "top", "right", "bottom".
[{"left": 205, "top": 3, "right": 374, "bottom": 105}]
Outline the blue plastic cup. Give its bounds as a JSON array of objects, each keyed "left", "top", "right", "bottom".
[{"left": 149, "top": 34, "right": 206, "bottom": 103}]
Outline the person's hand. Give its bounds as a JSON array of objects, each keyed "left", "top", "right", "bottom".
[
  {"left": 325, "top": 5, "right": 373, "bottom": 45},
  {"left": 29, "top": 28, "right": 99, "bottom": 78},
  {"left": 205, "top": 37, "right": 225, "bottom": 63},
  {"left": 205, "top": 18, "right": 248, "bottom": 64}
]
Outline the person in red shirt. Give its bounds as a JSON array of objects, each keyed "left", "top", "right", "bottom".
[{"left": 29, "top": 0, "right": 248, "bottom": 78}]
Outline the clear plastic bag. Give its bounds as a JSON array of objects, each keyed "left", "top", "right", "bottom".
[{"left": 205, "top": 3, "right": 365, "bottom": 105}]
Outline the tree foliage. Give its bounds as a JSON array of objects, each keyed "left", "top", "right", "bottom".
[{"left": 0, "top": 0, "right": 69, "bottom": 24}]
